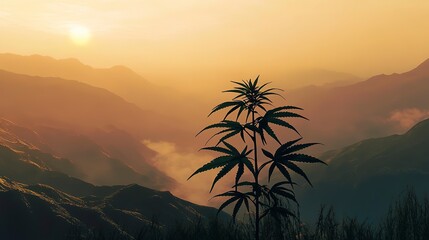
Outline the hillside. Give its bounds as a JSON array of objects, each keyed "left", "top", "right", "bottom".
[
  {"left": 0, "top": 70, "right": 178, "bottom": 189},
  {"left": 2, "top": 54, "right": 429, "bottom": 152},
  {"left": 0, "top": 69, "right": 181, "bottom": 139},
  {"left": 0, "top": 142, "right": 228, "bottom": 240},
  {"left": 286, "top": 58, "right": 429, "bottom": 151},
  {"left": 0, "top": 53, "right": 204, "bottom": 141},
  {"left": 297, "top": 118, "right": 429, "bottom": 221},
  {"left": 0, "top": 53, "right": 157, "bottom": 107},
  {"left": 0, "top": 177, "right": 226, "bottom": 240}
]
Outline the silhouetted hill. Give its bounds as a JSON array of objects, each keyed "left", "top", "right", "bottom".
[
  {"left": 105, "top": 184, "right": 226, "bottom": 228},
  {"left": 0, "top": 177, "right": 141, "bottom": 239},
  {"left": 0, "top": 143, "right": 229, "bottom": 240},
  {"left": 0, "top": 176, "right": 227, "bottom": 240},
  {"left": 297, "top": 118, "right": 429, "bottom": 222}
]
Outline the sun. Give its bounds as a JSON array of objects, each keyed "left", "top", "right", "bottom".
[{"left": 69, "top": 25, "right": 91, "bottom": 46}]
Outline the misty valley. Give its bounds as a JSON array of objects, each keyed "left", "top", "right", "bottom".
[{"left": 0, "top": 53, "right": 428, "bottom": 240}]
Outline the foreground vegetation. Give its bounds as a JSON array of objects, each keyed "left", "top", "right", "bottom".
[
  {"left": 189, "top": 77, "right": 325, "bottom": 240},
  {"left": 68, "top": 188, "right": 429, "bottom": 240}
]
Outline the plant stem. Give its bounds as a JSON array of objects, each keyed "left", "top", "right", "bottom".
[{"left": 252, "top": 110, "right": 260, "bottom": 240}]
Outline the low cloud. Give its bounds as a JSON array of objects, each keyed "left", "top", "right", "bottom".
[
  {"left": 142, "top": 140, "right": 234, "bottom": 207},
  {"left": 389, "top": 108, "right": 429, "bottom": 131}
]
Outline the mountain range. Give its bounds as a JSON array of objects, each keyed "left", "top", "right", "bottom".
[
  {"left": 0, "top": 61, "right": 230, "bottom": 239},
  {"left": 287, "top": 58, "right": 429, "bottom": 151},
  {"left": 3, "top": 53, "right": 429, "bottom": 152},
  {"left": 0, "top": 53, "right": 207, "bottom": 146},
  {"left": 0, "top": 53, "right": 168, "bottom": 111},
  {"left": 1, "top": 52, "right": 429, "bottom": 237},
  {"left": 0, "top": 70, "right": 179, "bottom": 189}
]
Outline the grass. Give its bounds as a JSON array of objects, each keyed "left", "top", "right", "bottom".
[{"left": 66, "top": 188, "right": 429, "bottom": 240}]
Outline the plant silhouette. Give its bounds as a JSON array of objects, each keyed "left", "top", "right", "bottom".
[{"left": 188, "top": 76, "right": 326, "bottom": 240}]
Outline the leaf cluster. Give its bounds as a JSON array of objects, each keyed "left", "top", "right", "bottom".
[{"left": 189, "top": 77, "right": 325, "bottom": 225}]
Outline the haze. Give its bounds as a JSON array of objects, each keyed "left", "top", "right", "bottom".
[
  {"left": 1, "top": 0, "right": 429, "bottom": 209},
  {"left": 1, "top": 0, "right": 429, "bottom": 91}
]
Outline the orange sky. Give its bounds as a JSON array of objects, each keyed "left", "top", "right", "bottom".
[{"left": 1, "top": 1, "right": 429, "bottom": 89}]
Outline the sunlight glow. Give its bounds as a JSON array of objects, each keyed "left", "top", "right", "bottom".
[{"left": 69, "top": 25, "right": 91, "bottom": 46}]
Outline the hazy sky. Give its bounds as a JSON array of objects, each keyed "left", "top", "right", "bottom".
[{"left": 1, "top": 0, "right": 429, "bottom": 89}]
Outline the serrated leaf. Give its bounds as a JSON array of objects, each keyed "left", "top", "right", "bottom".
[
  {"left": 262, "top": 148, "right": 274, "bottom": 159},
  {"left": 244, "top": 123, "right": 258, "bottom": 132},
  {"left": 209, "top": 101, "right": 243, "bottom": 117},
  {"left": 268, "top": 118, "right": 300, "bottom": 136},
  {"left": 272, "top": 181, "right": 296, "bottom": 189},
  {"left": 217, "top": 196, "right": 239, "bottom": 215},
  {"left": 268, "top": 106, "right": 303, "bottom": 113},
  {"left": 231, "top": 80, "right": 248, "bottom": 89},
  {"left": 210, "top": 162, "right": 236, "bottom": 192},
  {"left": 217, "top": 131, "right": 241, "bottom": 146},
  {"left": 200, "top": 146, "right": 231, "bottom": 155},
  {"left": 284, "top": 161, "right": 313, "bottom": 187},
  {"left": 253, "top": 75, "right": 259, "bottom": 88},
  {"left": 271, "top": 188, "right": 297, "bottom": 204},
  {"left": 235, "top": 163, "right": 244, "bottom": 186},
  {"left": 276, "top": 163, "right": 293, "bottom": 186},
  {"left": 232, "top": 198, "right": 244, "bottom": 221},
  {"left": 268, "top": 163, "right": 276, "bottom": 182},
  {"left": 275, "top": 138, "right": 302, "bottom": 156},
  {"left": 196, "top": 122, "right": 228, "bottom": 136},
  {"left": 232, "top": 181, "right": 254, "bottom": 188},
  {"left": 281, "top": 143, "right": 321, "bottom": 155},
  {"left": 236, "top": 104, "right": 247, "bottom": 120},
  {"left": 243, "top": 197, "right": 250, "bottom": 212},
  {"left": 188, "top": 156, "right": 231, "bottom": 180},
  {"left": 262, "top": 123, "right": 280, "bottom": 144},
  {"left": 222, "top": 141, "right": 239, "bottom": 154},
  {"left": 214, "top": 191, "right": 237, "bottom": 198},
  {"left": 243, "top": 158, "right": 254, "bottom": 174},
  {"left": 272, "top": 111, "right": 308, "bottom": 120},
  {"left": 285, "top": 153, "right": 326, "bottom": 164},
  {"left": 258, "top": 160, "right": 273, "bottom": 172}
]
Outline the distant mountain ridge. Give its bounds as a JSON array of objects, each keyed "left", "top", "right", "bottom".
[
  {"left": 0, "top": 53, "right": 152, "bottom": 96},
  {"left": 279, "top": 69, "right": 361, "bottom": 89},
  {"left": 0, "top": 69, "right": 172, "bottom": 138},
  {"left": 0, "top": 53, "right": 202, "bottom": 146},
  {"left": 2, "top": 53, "right": 429, "bottom": 151},
  {"left": 2, "top": 52, "right": 429, "bottom": 227},
  {"left": 0, "top": 70, "right": 177, "bottom": 189},
  {"left": 287, "top": 57, "right": 429, "bottom": 151},
  {"left": 0, "top": 53, "right": 201, "bottom": 140}
]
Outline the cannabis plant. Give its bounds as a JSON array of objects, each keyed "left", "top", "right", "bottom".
[{"left": 189, "top": 76, "right": 325, "bottom": 240}]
